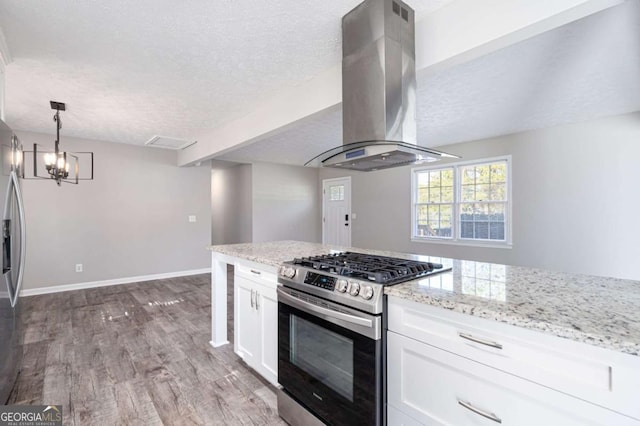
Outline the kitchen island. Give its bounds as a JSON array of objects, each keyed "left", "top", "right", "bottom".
[
  {"left": 208, "top": 240, "right": 640, "bottom": 355},
  {"left": 208, "top": 240, "right": 640, "bottom": 424}
]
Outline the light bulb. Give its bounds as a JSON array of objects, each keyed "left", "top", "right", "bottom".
[{"left": 57, "top": 157, "right": 65, "bottom": 169}]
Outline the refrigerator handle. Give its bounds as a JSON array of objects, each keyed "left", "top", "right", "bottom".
[{"left": 9, "top": 171, "right": 25, "bottom": 308}]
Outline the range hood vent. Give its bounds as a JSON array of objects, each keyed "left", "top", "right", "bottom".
[{"left": 306, "top": 0, "right": 458, "bottom": 171}]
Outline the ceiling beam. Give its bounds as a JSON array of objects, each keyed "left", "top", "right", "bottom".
[
  {"left": 415, "top": 0, "right": 625, "bottom": 77},
  {"left": 178, "top": 0, "right": 624, "bottom": 167}
]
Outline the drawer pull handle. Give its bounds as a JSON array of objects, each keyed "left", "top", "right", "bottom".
[
  {"left": 458, "top": 332, "right": 503, "bottom": 350},
  {"left": 250, "top": 289, "right": 255, "bottom": 308},
  {"left": 250, "top": 269, "right": 261, "bottom": 275},
  {"left": 458, "top": 400, "right": 502, "bottom": 424}
]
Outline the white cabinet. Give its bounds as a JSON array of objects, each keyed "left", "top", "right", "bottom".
[
  {"left": 387, "top": 296, "right": 640, "bottom": 425},
  {"left": 235, "top": 276, "right": 260, "bottom": 364},
  {"left": 234, "top": 261, "right": 278, "bottom": 387}
]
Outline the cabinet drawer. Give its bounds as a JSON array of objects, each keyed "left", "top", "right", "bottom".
[
  {"left": 388, "top": 296, "right": 640, "bottom": 419},
  {"left": 235, "top": 261, "right": 277, "bottom": 288},
  {"left": 387, "top": 332, "right": 638, "bottom": 426}
]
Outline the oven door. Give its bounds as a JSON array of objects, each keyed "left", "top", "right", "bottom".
[{"left": 278, "top": 286, "right": 383, "bottom": 426}]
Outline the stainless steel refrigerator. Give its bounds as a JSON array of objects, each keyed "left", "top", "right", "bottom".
[{"left": 0, "top": 118, "right": 25, "bottom": 404}]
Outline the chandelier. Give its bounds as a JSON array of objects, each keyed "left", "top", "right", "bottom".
[
  {"left": 28, "top": 101, "right": 94, "bottom": 185},
  {"left": 45, "top": 101, "right": 71, "bottom": 185}
]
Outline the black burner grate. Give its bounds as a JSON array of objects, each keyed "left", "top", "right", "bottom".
[{"left": 292, "top": 252, "right": 445, "bottom": 285}]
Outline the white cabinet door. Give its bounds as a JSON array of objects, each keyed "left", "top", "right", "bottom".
[
  {"left": 233, "top": 263, "right": 279, "bottom": 387},
  {"left": 257, "top": 284, "right": 278, "bottom": 386},
  {"left": 234, "top": 275, "right": 259, "bottom": 366},
  {"left": 387, "top": 331, "right": 637, "bottom": 426}
]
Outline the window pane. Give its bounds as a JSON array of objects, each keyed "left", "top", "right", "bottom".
[
  {"left": 472, "top": 203, "right": 489, "bottom": 221},
  {"left": 432, "top": 204, "right": 452, "bottom": 237},
  {"left": 440, "top": 205, "right": 452, "bottom": 223},
  {"left": 429, "top": 170, "right": 442, "bottom": 186},
  {"left": 474, "top": 222, "right": 489, "bottom": 239},
  {"left": 329, "top": 185, "right": 344, "bottom": 201},
  {"left": 491, "top": 162, "right": 507, "bottom": 183},
  {"left": 429, "top": 187, "right": 441, "bottom": 203},
  {"left": 475, "top": 183, "right": 490, "bottom": 201},
  {"left": 476, "top": 165, "right": 491, "bottom": 184},
  {"left": 441, "top": 186, "right": 454, "bottom": 203},
  {"left": 490, "top": 183, "right": 506, "bottom": 201},
  {"left": 416, "top": 205, "right": 428, "bottom": 222},
  {"left": 427, "top": 204, "right": 439, "bottom": 221},
  {"left": 417, "top": 187, "right": 429, "bottom": 203},
  {"left": 461, "top": 168, "right": 475, "bottom": 185},
  {"left": 461, "top": 185, "right": 474, "bottom": 202},
  {"left": 489, "top": 204, "right": 505, "bottom": 221},
  {"left": 489, "top": 222, "right": 505, "bottom": 240},
  {"left": 441, "top": 169, "right": 454, "bottom": 186},
  {"left": 460, "top": 221, "right": 473, "bottom": 238},
  {"left": 416, "top": 205, "right": 430, "bottom": 237}
]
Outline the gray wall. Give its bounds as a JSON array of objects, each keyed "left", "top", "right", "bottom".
[
  {"left": 320, "top": 112, "right": 640, "bottom": 280},
  {"left": 252, "top": 162, "right": 320, "bottom": 243},
  {"left": 17, "top": 131, "right": 212, "bottom": 289},
  {"left": 211, "top": 163, "right": 252, "bottom": 244},
  {"left": 211, "top": 161, "right": 321, "bottom": 245}
]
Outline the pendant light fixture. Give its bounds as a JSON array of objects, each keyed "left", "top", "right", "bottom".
[
  {"left": 45, "top": 101, "right": 71, "bottom": 185},
  {"left": 28, "top": 101, "right": 94, "bottom": 185}
]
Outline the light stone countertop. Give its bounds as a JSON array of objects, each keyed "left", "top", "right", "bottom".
[{"left": 208, "top": 240, "right": 640, "bottom": 356}]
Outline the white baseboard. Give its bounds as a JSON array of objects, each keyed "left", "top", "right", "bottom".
[
  {"left": 20, "top": 268, "right": 212, "bottom": 296},
  {"left": 209, "top": 340, "right": 230, "bottom": 348}
]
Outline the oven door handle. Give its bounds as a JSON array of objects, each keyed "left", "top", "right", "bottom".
[{"left": 277, "top": 287, "right": 373, "bottom": 329}]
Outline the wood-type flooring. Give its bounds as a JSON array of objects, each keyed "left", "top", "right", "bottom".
[{"left": 7, "top": 270, "right": 287, "bottom": 425}]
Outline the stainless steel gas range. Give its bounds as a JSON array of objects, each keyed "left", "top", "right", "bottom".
[{"left": 276, "top": 252, "right": 450, "bottom": 426}]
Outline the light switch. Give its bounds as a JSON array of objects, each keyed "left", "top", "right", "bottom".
[
  {"left": 189, "top": 215, "right": 197, "bottom": 223},
  {"left": 352, "top": 213, "right": 357, "bottom": 220}
]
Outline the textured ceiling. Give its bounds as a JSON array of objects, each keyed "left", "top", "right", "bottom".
[
  {"left": 0, "top": 0, "right": 450, "bottom": 145},
  {"left": 219, "top": 0, "right": 640, "bottom": 166}
]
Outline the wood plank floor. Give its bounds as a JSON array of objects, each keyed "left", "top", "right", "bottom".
[{"left": 8, "top": 271, "right": 287, "bottom": 425}]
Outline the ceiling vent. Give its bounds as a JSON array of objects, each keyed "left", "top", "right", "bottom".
[{"left": 144, "top": 135, "right": 196, "bottom": 150}]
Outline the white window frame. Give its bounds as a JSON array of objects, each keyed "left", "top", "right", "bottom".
[{"left": 411, "top": 155, "right": 512, "bottom": 249}]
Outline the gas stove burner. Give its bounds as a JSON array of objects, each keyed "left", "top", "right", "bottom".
[{"left": 292, "top": 252, "right": 446, "bottom": 285}]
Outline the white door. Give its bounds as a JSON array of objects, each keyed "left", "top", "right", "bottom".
[{"left": 322, "top": 177, "right": 351, "bottom": 246}]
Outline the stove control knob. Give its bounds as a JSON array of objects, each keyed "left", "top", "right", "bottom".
[
  {"left": 283, "top": 267, "right": 296, "bottom": 279},
  {"left": 349, "top": 282, "right": 360, "bottom": 297},
  {"left": 360, "top": 285, "right": 374, "bottom": 300},
  {"left": 336, "top": 279, "right": 348, "bottom": 293}
]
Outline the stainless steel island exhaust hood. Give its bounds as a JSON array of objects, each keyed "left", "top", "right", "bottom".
[{"left": 306, "top": 0, "right": 458, "bottom": 171}]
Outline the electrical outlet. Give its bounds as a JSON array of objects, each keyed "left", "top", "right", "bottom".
[
  {"left": 188, "top": 215, "right": 196, "bottom": 223},
  {"left": 75, "top": 264, "right": 83, "bottom": 273}
]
